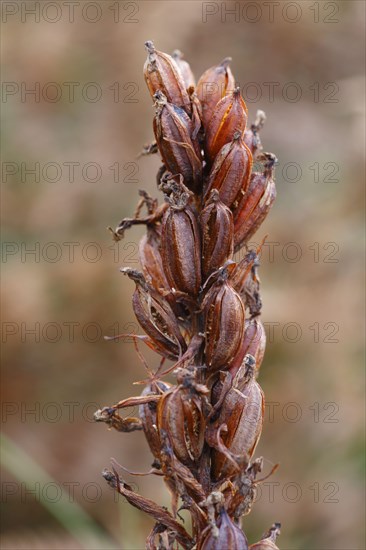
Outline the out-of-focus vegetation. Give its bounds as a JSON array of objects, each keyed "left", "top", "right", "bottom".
[{"left": 1, "top": 1, "right": 365, "bottom": 548}]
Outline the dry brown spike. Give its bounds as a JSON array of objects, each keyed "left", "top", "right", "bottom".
[{"left": 97, "top": 42, "right": 280, "bottom": 550}]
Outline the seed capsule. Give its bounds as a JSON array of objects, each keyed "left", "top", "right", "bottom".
[
  {"left": 161, "top": 197, "right": 201, "bottom": 296},
  {"left": 197, "top": 508, "right": 248, "bottom": 550},
  {"left": 204, "top": 280, "right": 245, "bottom": 372},
  {"left": 204, "top": 132, "right": 253, "bottom": 209},
  {"left": 153, "top": 91, "right": 202, "bottom": 192},
  {"left": 212, "top": 318, "right": 266, "bottom": 404},
  {"left": 205, "top": 88, "right": 248, "bottom": 165},
  {"left": 139, "top": 229, "right": 169, "bottom": 294},
  {"left": 144, "top": 41, "right": 191, "bottom": 114},
  {"left": 200, "top": 190, "right": 234, "bottom": 279},
  {"left": 172, "top": 49, "right": 196, "bottom": 89},
  {"left": 249, "top": 524, "right": 281, "bottom": 550},
  {"left": 123, "top": 269, "right": 186, "bottom": 360},
  {"left": 197, "top": 57, "right": 235, "bottom": 128},
  {"left": 233, "top": 153, "right": 277, "bottom": 252},
  {"left": 157, "top": 370, "right": 206, "bottom": 466},
  {"left": 210, "top": 363, "right": 264, "bottom": 481},
  {"left": 139, "top": 381, "right": 171, "bottom": 462}
]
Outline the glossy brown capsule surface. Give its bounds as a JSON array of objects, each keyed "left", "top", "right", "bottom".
[
  {"left": 153, "top": 91, "right": 202, "bottom": 192},
  {"left": 200, "top": 190, "right": 234, "bottom": 279},
  {"left": 205, "top": 88, "right": 248, "bottom": 164},
  {"left": 210, "top": 366, "right": 264, "bottom": 481},
  {"left": 204, "top": 132, "right": 253, "bottom": 209},
  {"left": 139, "top": 230, "right": 169, "bottom": 295},
  {"left": 144, "top": 41, "right": 191, "bottom": 114},
  {"left": 161, "top": 202, "right": 201, "bottom": 296},
  {"left": 233, "top": 154, "right": 277, "bottom": 251},
  {"left": 157, "top": 373, "right": 206, "bottom": 466},
  {"left": 204, "top": 280, "right": 245, "bottom": 371},
  {"left": 197, "top": 57, "right": 235, "bottom": 128},
  {"left": 125, "top": 270, "right": 186, "bottom": 360}
]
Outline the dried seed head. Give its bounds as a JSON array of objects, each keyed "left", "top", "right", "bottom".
[
  {"left": 204, "top": 132, "right": 253, "bottom": 209},
  {"left": 144, "top": 41, "right": 191, "bottom": 114},
  {"left": 249, "top": 523, "right": 281, "bottom": 550},
  {"left": 153, "top": 91, "right": 202, "bottom": 192},
  {"left": 204, "top": 280, "right": 245, "bottom": 372},
  {"left": 172, "top": 49, "right": 196, "bottom": 89},
  {"left": 197, "top": 508, "right": 248, "bottom": 550},
  {"left": 161, "top": 196, "right": 202, "bottom": 296},
  {"left": 197, "top": 57, "right": 235, "bottom": 128},
  {"left": 233, "top": 153, "right": 277, "bottom": 251},
  {"left": 200, "top": 190, "right": 234, "bottom": 279},
  {"left": 205, "top": 88, "right": 248, "bottom": 165}
]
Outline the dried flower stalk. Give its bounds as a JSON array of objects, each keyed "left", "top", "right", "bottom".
[{"left": 96, "top": 42, "right": 281, "bottom": 549}]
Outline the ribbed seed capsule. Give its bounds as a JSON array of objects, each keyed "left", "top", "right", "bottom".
[
  {"left": 196, "top": 57, "right": 235, "bottom": 128},
  {"left": 200, "top": 190, "right": 234, "bottom": 279},
  {"left": 139, "top": 229, "right": 169, "bottom": 294},
  {"left": 157, "top": 372, "right": 206, "bottom": 466},
  {"left": 161, "top": 200, "right": 201, "bottom": 296},
  {"left": 241, "top": 318, "right": 266, "bottom": 377},
  {"left": 212, "top": 318, "right": 266, "bottom": 404},
  {"left": 205, "top": 88, "right": 248, "bottom": 165},
  {"left": 172, "top": 49, "right": 196, "bottom": 89},
  {"left": 139, "top": 381, "right": 171, "bottom": 462},
  {"left": 249, "top": 524, "right": 281, "bottom": 550},
  {"left": 123, "top": 269, "right": 186, "bottom": 360},
  {"left": 153, "top": 91, "right": 202, "bottom": 192},
  {"left": 144, "top": 41, "right": 191, "bottom": 114},
  {"left": 204, "top": 132, "right": 253, "bottom": 209},
  {"left": 197, "top": 508, "right": 248, "bottom": 550},
  {"left": 233, "top": 154, "right": 277, "bottom": 251},
  {"left": 204, "top": 280, "right": 245, "bottom": 371},
  {"left": 210, "top": 363, "right": 264, "bottom": 481}
]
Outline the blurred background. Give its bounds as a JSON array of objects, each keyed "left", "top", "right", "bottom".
[{"left": 1, "top": 1, "right": 365, "bottom": 548}]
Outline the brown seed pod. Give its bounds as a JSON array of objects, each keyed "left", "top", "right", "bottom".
[
  {"left": 157, "top": 370, "right": 207, "bottom": 466},
  {"left": 139, "top": 381, "right": 171, "bottom": 462},
  {"left": 200, "top": 190, "right": 234, "bottom": 279},
  {"left": 161, "top": 195, "right": 202, "bottom": 296},
  {"left": 123, "top": 269, "right": 186, "bottom": 360},
  {"left": 241, "top": 318, "right": 266, "bottom": 377},
  {"left": 139, "top": 228, "right": 169, "bottom": 295},
  {"left": 210, "top": 362, "right": 265, "bottom": 481},
  {"left": 172, "top": 49, "right": 196, "bottom": 89},
  {"left": 153, "top": 91, "right": 202, "bottom": 192},
  {"left": 205, "top": 88, "right": 248, "bottom": 165},
  {"left": 204, "top": 132, "right": 253, "bottom": 209},
  {"left": 249, "top": 523, "right": 281, "bottom": 550},
  {"left": 233, "top": 153, "right": 277, "bottom": 252},
  {"left": 211, "top": 317, "right": 266, "bottom": 404},
  {"left": 204, "top": 279, "right": 245, "bottom": 372},
  {"left": 196, "top": 57, "right": 235, "bottom": 128},
  {"left": 144, "top": 41, "right": 191, "bottom": 114},
  {"left": 197, "top": 508, "right": 248, "bottom": 550}
]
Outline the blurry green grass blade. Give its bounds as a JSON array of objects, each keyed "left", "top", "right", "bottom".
[{"left": 0, "top": 433, "right": 119, "bottom": 550}]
